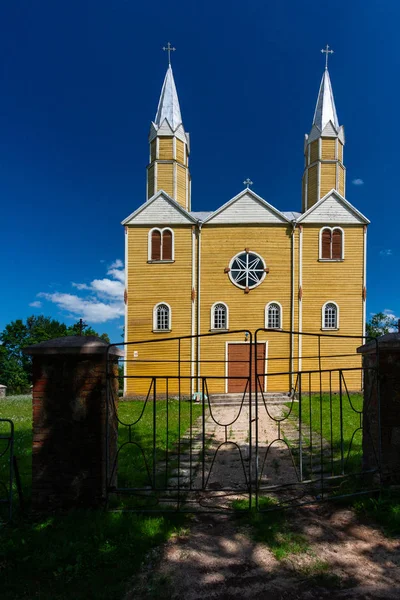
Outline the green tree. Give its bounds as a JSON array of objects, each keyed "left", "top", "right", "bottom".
[
  {"left": 366, "top": 312, "right": 398, "bottom": 339},
  {"left": 0, "top": 316, "right": 109, "bottom": 394}
]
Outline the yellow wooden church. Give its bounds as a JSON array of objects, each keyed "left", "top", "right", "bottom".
[{"left": 122, "top": 49, "right": 369, "bottom": 396}]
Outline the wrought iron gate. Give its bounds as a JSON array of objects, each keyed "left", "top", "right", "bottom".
[{"left": 106, "top": 329, "right": 380, "bottom": 512}]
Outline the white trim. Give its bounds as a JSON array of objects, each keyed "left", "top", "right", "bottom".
[
  {"left": 298, "top": 226, "right": 303, "bottom": 373},
  {"left": 173, "top": 161, "right": 177, "bottom": 201},
  {"left": 297, "top": 189, "right": 370, "bottom": 225},
  {"left": 153, "top": 302, "right": 172, "bottom": 332},
  {"left": 191, "top": 227, "right": 196, "bottom": 397},
  {"left": 210, "top": 301, "right": 229, "bottom": 331},
  {"left": 225, "top": 341, "right": 268, "bottom": 393},
  {"left": 156, "top": 137, "right": 159, "bottom": 160},
  {"left": 124, "top": 227, "right": 128, "bottom": 396},
  {"left": 317, "top": 138, "right": 321, "bottom": 201},
  {"left": 305, "top": 168, "right": 308, "bottom": 212},
  {"left": 154, "top": 162, "right": 158, "bottom": 196},
  {"left": 321, "top": 301, "right": 339, "bottom": 330},
  {"left": 173, "top": 136, "right": 176, "bottom": 161},
  {"left": 318, "top": 226, "right": 345, "bottom": 260},
  {"left": 265, "top": 301, "right": 283, "bottom": 329},
  {"left": 148, "top": 227, "right": 175, "bottom": 262},
  {"left": 363, "top": 227, "right": 367, "bottom": 337},
  {"left": 203, "top": 188, "right": 291, "bottom": 224},
  {"left": 197, "top": 223, "right": 202, "bottom": 391},
  {"left": 122, "top": 190, "right": 197, "bottom": 225}
]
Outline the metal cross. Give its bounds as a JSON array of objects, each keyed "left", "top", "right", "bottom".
[
  {"left": 243, "top": 178, "right": 253, "bottom": 189},
  {"left": 163, "top": 42, "right": 176, "bottom": 66},
  {"left": 78, "top": 318, "right": 83, "bottom": 335},
  {"left": 321, "top": 44, "right": 334, "bottom": 69}
]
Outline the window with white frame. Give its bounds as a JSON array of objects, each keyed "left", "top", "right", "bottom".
[
  {"left": 266, "top": 302, "right": 282, "bottom": 329},
  {"left": 154, "top": 303, "right": 171, "bottom": 331},
  {"left": 149, "top": 228, "right": 174, "bottom": 261},
  {"left": 322, "top": 302, "right": 338, "bottom": 329},
  {"left": 211, "top": 302, "right": 228, "bottom": 330},
  {"left": 319, "top": 227, "right": 344, "bottom": 260}
]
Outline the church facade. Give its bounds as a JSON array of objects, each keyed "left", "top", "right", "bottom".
[{"left": 122, "top": 54, "right": 369, "bottom": 396}]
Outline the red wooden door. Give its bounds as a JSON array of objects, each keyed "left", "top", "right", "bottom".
[{"left": 228, "top": 343, "right": 265, "bottom": 393}]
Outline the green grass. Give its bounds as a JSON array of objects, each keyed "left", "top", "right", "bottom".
[
  {"left": 232, "top": 497, "right": 310, "bottom": 560},
  {"left": 353, "top": 490, "right": 400, "bottom": 536},
  {"left": 287, "top": 392, "right": 363, "bottom": 474},
  {"left": 0, "top": 395, "right": 201, "bottom": 600}
]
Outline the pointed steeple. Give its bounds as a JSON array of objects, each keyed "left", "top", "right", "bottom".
[
  {"left": 313, "top": 68, "right": 339, "bottom": 132},
  {"left": 301, "top": 49, "right": 346, "bottom": 213},
  {"left": 154, "top": 65, "right": 183, "bottom": 131}
]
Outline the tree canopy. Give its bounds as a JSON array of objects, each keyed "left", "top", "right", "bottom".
[
  {"left": 366, "top": 312, "right": 398, "bottom": 339},
  {"left": 0, "top": 316, "right": 110, "bottom": 394}
]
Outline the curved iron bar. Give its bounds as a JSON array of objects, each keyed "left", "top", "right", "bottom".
[
  {"left": 204, "top": 441, "right": 249, "bottom": 489},
  {"left": 344, "top": 426, "right": 363, "bottom": 471},
  {"left": 108, "top": 440, "right": 153, "bottom": 489},
  {"left": 257, "top": 438, "right": 300, "bottom": 488},
  {"left": 0, "top": 438, "right": 12, "bottom": 458},
  {"left": 110, "top": 377, "right": 153, "bottom": 427},
  {"left": 206, "top": 378, "right": 249, "bottom": 427},
  {"left": 341, "top": 372, "right": 363, "bottom": 414},
  {"left": 258, "top": 376, "right": 298, "bottom": 423}
]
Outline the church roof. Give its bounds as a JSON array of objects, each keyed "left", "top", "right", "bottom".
[
  {"left": 154, "top": 65, "right": 183, "bottom": 131},
  {"left": 313, "top": 68, "right": 339, "bottom": 131}
]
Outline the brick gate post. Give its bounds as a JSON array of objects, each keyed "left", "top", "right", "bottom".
[
  {"left": 357, "top": 333, "right": 400, "bottom": 484},
  {"left": 23, "top": 336, "right": 123, "bottom": 510}
]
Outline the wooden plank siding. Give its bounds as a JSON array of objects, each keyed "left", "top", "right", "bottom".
[
  {"left": 300, "top": 225, "right": 364, "bottom": 391},
  {"left": 150, "top": 140, "right": 156, "bottom": 163},
  {"left": 125, "top": 225, "right": 193, "bottom": 396},
  {"left": 310, "top": 141, "right": 319, "bottom": 164},
  {"left": 158, "top": 137, "right": 174, "bottom": 160},
  {"left": 338, "top": 165, "right": 345, "bottom": 196},
  {"left": 176, "top": 139, "right": 186, "bottom": 165},
  {"left": 307, "top": 165, "right": 318, "bottom": 207},
  {"left": 320, "top": 163, "right": 336, "bottom": 197},
  {"left": 321, "top": 138, "right": 336, "bottom": 160},
  {"left": 338, "top": 142, "right": 344, "bottom": 163},
  {"left": 147, "top": 165, "right": 155, "bottom": 199},
  {"left": 199, "top": 225, "right": 293, "bottom": 393},
  {"left": 176, "top": 164, "right": 187, "bottom": 208},
  {"left": 157, "top": 163, "right": 174, "bottom": 197}
]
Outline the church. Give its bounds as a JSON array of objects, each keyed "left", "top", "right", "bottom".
[{"left": 122, "top": 47, "right": 369, "bottom": 397}]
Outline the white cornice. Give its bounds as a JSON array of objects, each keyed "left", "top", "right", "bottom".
[
  {"left": 121, "top": 190, "right": 197, "bottom": 225},
  {"left": 297, "top": 189, "right": 370, "bottom": 224}
]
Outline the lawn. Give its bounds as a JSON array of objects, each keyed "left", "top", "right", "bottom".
[
  {"left": 287, "top": 392, "right": 364, "bottom": 475},
  {"left": 0, "top": 395, "right": 201, "bottom": 600}
]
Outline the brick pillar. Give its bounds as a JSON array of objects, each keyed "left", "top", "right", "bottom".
[
  {"left": 357, "top": 333, "right": 400, "bottom": 484},
  {"left": 23, "top": 336, "right": 123, "bottom": 510}
]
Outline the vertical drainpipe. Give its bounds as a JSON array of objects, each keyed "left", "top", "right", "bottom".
[
  {"left": 196, "top": 221, "right": 203, "bottom": 392},
  {"left": 290, "top": 220, "right": 297, "bottom": 391}
]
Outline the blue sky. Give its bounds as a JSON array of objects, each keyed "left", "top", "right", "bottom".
[{"left": 1, "top": 0, "right": 398, "bottom": 342}]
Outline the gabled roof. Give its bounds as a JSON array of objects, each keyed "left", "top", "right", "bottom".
[
  {"left": 122, "top": 190, "right": 197, "bottom": 226},
  {"left": 203, "top": 188, "right": 291, "bottom": 225},
  {"left": 154, "top": 66, "right": 183, "bottom": 131},
  {"left": 313, "top": 68, "right": 339, "bottom": 131},
  {"left": 298, "top": 189, "right": 370, "bottom": 225}
]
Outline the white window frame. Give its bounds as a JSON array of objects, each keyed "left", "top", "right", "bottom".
[
  {"left": 228, "top": 250, "right": 267, "bottom": 290},
  {"left": 265, "top": 301, "right": 283, "bottom": 329},
  {"left": 319, "top": 226, "right": 345, "bottom": 261},
  {"left": 210, "top": 301, "right": 229, "bottom": 331},
  {"left": 148, "top": 227, "right": 175, "bottom": 262},
  {"left": 153, "top": 302, "right": 172, "bottom": 332},
  {"left": 322, "top": 301, "right": 339, "bottom": 330}
]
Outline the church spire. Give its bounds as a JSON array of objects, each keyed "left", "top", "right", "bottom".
[
  {"left": 301, "top": 47, "right": 346, "bottom": 212},
  {"left": 147, "top": 45, "right": 191, "bottom": 211}
]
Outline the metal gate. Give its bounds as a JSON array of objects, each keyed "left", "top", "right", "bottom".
[{"left": 105, "top": 329, "right": 380, "bottom": 512}]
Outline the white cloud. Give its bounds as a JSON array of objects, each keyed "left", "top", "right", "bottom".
[
  {"left": 37, "top": 260, "right": 125, "bottom": 324},
  {"left": 380, "top": 249, "right": 392, "bottom": 256},
  {"left": 352, "top": 178, "right": 364, "bottom": 186},
  {"left": 384, "top": 308, "right": 399, "bottom": 320},
  {"left": 29, "top": 300, "right": 42, "bottom": 308}
]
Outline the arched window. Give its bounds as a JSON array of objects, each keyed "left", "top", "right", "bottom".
[
  {"left": 149, "top": 228, "right": 174, "bottom": 261},
  {"left": 211, "top": 302, "right": 228, "bottom": 330},
  {"left": 265, "top": 302, "right": 282, "bottom": 329},
  {"left": 153, "top": 303, "right": 171, "bottom": 331},
  {"left": 319, "top": 227, "right": 344, "bottom": 260},
  {"left": 322, "top": 302, "right": 339, "bottom": 330}
]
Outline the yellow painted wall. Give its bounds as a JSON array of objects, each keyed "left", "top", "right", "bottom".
[
  {"left": 338, "top": 165, "right": 345, "bottom": 196},
  {"left": 125, "top": 225, "right": 193, "bottom": 396},
  {"left": 307, "top": 165, "right": 318, "bottom": 208},
  {"left": 338, "top": 142, "right": 343, "bottom": 162},
  {"left": 157, "top": 163, "right": 174, "bottom": 197},
  {"left": 177, "top": 164, "right": 187, "bottom": 208},
  {"left": 310, "top": 141, "right": 319, "bottom": 164},
  {"left": 199, "top": 225, "right": 294, "bottom": 393},
  {"left": 147, "top": 165, "right": 155, "bottom": 199},
  {"left": 300, "top": 225, "right": 364, "bottom": 390},
  {"left": 158, "top": 137, "right": 173, "bottom": 160},
  {"left": 176, "top": 139, "right": 185, "bottom": 165},
  {"left": 321, "top": 138, "right": 336, "bottom": 160},
  {"left": 150, "top": 140, "right": 156, "bottom": 163},
  {"left": 320, "top": 163, "right": 336, "bottom": 197}
]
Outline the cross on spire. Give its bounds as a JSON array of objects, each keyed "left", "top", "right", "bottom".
[
  {"left": 163, "top": 42, "right": 176, "bottom": 66},
  {"left": 321, "top": 44, "right": 334, "bottom": 70},
  {"left": 243, "top": 178, "right": 253, "bottom": 189}
]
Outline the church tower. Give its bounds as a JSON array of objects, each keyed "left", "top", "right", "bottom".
[
  {"left": 147, "top": 46, "right": 191, "bottom": 211},
  {"left": 302, "top": 47, "right": 346, "bottom": 212}
]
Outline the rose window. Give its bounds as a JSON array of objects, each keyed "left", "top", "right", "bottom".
[{"left": 228, "top": 251, "right": 267, "bottom": 290}]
